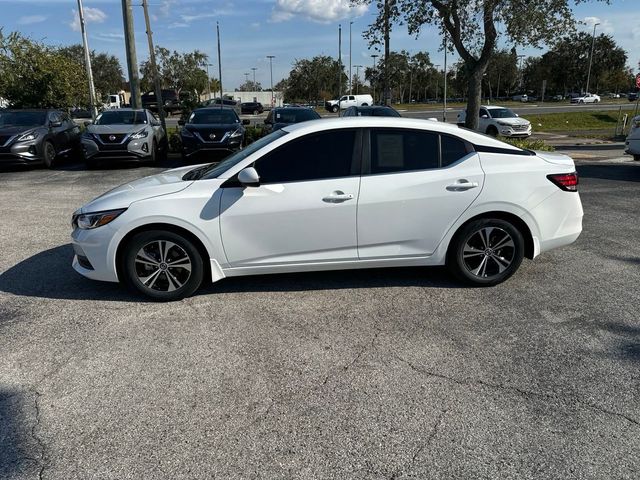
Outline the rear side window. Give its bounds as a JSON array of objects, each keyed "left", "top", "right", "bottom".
[
  {"left": 370, "top": 129, "right": 439, "bottom": 174},
  {"left": 441, "top": 135, "right": 470, "bottom": 166},
  {"left": 255, "top": 129, "right": 358, "bottom": 183}
]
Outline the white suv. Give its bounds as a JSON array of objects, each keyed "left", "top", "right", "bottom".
[
  {"left": 457, "top": 106, "right": 532, "bottom": 137},
  {"left": 325, "top": 94, "right": 373, "bottom": 113}
]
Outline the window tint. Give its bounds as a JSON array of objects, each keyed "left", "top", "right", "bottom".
[
  {"left": 370, "top": 129, "right": 438, "bottom": 174},
  {"left": 255, "top": 129, "right": 358, "bottom": 183},
  {"left": 479, "top": 109, "right": 489, "bottom": 117},
  {"left": 441, "top": 135, "right": 470, "bottom": 166}
]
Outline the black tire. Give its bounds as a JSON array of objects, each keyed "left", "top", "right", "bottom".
[
  {"left": 150, "top": 139, "right": 158, "bottom": 164},
  {"left": 447, "top": 218, "right": 525, "bottom": 287},
  {"left": 121, "top": 230, "right": 204, "bottom": 301},
  {"left": 43, "top": 141, "right": 56, "bottom": 168},
  {"left": 486, "top": 126, "right": 499, "bottom": 137},
  {"left": 332, "top": 105, "right": 339, "bottom": 113},
  {"left": 85, "top": 158, "right": 99, "bottom": 170},
  {"left": 253, "top": 109, "right": 259, "bottom": 115},
  {"left": 634, "top": 154, "right": 640, "bottom": 161}
]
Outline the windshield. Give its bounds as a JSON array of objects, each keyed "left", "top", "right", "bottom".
[
  {"left": 0, "top": 111, "right": 47, "bottom": 127},
  {"left": 189, "top": 109, "right": 238, "bottom": 124},
  {"left": 188, "top": 129, "right": 289, "bottom": 180},
  {"left": 274, "top": 109, "right": 320, "bottom": 124},
  {"left": 95, "top": 110, "right": 147, "bottom": 125},
  {"left": 356, "top": 108, "right": 400, "bottom": 117},
  {"left": 489, "top": 108, "right": 516, "bottom": 119}
]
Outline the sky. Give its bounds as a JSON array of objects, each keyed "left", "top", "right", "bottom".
[{"left": 2, "top": 0, "right": 640, "bottom": 92}]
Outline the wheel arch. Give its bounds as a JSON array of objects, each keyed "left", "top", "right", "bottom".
[
  {"left": 447, "top": 211, "right": 535, "bottom": 259},
  {"left": 115, "top": 222, "right": 212, "bottom": 283}
]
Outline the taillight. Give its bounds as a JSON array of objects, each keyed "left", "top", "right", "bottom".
[{"left": 547, "top": 172, "right": 578, "bottom": 192}]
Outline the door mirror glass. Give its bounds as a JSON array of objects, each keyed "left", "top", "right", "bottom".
[
  {"left": 480, "top": 114, "right": 489, "bottom": 119},
  {"left": 50, "top": 120, "right": 62, "bottom": 127},
  {"left": 238, "top": 167, "right": 260, "bottom": 187}
]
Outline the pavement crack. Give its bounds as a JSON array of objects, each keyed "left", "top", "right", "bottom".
[
  {"left": 321, "top": 327, "right": 381, "bottom": 388},
  {"left": 31, "top": 391, "right": 47, "bottom": 480},
  {"left": 394, "top": 354, "right": 640, "bottom": 428}
]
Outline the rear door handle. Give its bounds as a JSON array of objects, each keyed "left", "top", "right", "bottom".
[
  {"left": 446, "top": 180, "right": 479, "bottom": 192},
  {"left": 323, "top": 190, "right": 354, "bottom": 203}
]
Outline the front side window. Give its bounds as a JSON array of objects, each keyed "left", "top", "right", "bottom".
[
  {"left": 255, "top": 129, "right": 358, "bottom": 184},
  {"left": 479, "top": 109, "right": 489, "bottom": 118},
  {"left": 370, "top": 129, "right": 439, "bottom": 174}
]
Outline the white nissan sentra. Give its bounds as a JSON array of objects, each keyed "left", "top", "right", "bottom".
[{"left": 71, "top": 117, "right": 583, "bottom": 301}]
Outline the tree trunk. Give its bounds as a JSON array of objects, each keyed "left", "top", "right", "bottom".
[{"left": 465, "top": 67, "right": 486, "bottom": 130}]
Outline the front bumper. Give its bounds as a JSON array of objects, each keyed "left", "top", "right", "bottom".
[
  {"left": 82, "top": 136, "right": 152, "bottom": 162},
  {"left": 498, "top": 125, "right": 532, "bottom": 137},
  {"left": 71, "top": 225, "right": 120, "bottom": 282},
  {"left": 0, "top": 140, "right": 43, "bottom": 165},
  {"left": 181, "top": 135, "right": 242, "bottom": 158}
]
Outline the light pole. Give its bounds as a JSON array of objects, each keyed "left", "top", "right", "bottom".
[
  {"left": 585, "top": 22, "right": 600, "bottom": 95},
  {"left": 349, "top": 21, "right": 353, "bottom": 94},
  {"left": 142, "top": 0, "right": 165, "bottom": 131},
  {"left": 251, "top": 67, "right": 257, "bottom": 91},
  {"left": 76, "top": 0, "right": 98, "bottom": 120},
  {"left": 371, "top": 54, "right": 379, "bottom": 103},
  {"left": 244, "top": 72, "right": 250, "bottom": 87},
  {"left": 517, "top": 54, "right": 525, "bottom": 91},
  {"left": 267, "top": 55, "right": 275, "bottom": 107},
  {"left": 433, "top": 64, "right": 440, "bottom": 102},
  {"left": 354, "top": 65, "right": 363, "bottom": 94}
]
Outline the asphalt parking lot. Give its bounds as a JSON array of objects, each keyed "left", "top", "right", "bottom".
[{"left": 1, "top": 155, "right": 639, "bottom": 479}]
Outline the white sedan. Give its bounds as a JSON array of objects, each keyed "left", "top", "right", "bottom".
[
  {"left": 71, "top": 117, "right": 583, "bottom": 301},
  {"left": 570, "top": 93, "right": 601, "bottom": 104}
]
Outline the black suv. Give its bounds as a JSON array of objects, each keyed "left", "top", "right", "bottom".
[
  {"left": 341, "top": 105, "right": 401, "bottom": 117},
  {"left": 264, "top": 107, "right": 321, "bottom": 133},
  {"left": 141, "top": 89, "right": 187, "bottom": 115},
  {"left": 241, "top": 102, "right": 264, "bottom": 115},
  {"left": 179, "top": 107, "right": 250, "bottom": 161},
  {"left": 0, "top": 109, "right": 81, "bottom": 168}
]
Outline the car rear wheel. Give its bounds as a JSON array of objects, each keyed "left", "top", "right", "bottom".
[
  {"left": 633, "top": 155, "right": 640, "bottom": 161},
  {"left": 447, "top": 218, "right": 524, "bottom": 286},
  {"left": 43, "top": 141, "right": 56, "bottom": 168},
  {"left": 122, "top": 230, "right": 204, "bottom": 301},
  {"left": 332, "top": 105, "right": 339, "bottom": 113},
  {"left": 486, "top": 126, "right": 499, "bottom": 137}
]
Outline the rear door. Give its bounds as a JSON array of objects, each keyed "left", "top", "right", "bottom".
[
  {"left": 220, "top": 128, "right": 362, "bottom": 267},
  {"left": 357, "top": 128, "right": 484, "bottom": 259}
]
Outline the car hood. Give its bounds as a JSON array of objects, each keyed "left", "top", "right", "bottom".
[
  {"left": 78, "top": 164, "right": 203, "bottom": 213},
  {"left": 87, "top": 124, "right": 149, "bottom": 134},
  {"left": 494, "top": 117, "right": 530, "bottom": 126},
  {"left": 0, "top": 125, "right": 44, "bottom": 136},
  {"left": 184, "top": 123, "right": 240, "bottom": 132}
]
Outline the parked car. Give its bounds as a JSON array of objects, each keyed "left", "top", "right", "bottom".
[
  {"left": 0, "top": 109, "right": 81, "bottom": 168},
  {"left": 628, "top": 92, "right": 638, "bottom": 102},
  {"left": 241, "top": 102, "right": 264, "bottom": 115},
  {"left": 325, "top": 94, "right": 374, "bottom": 113},
  {"left": 512, "top": 94, "right": 528, "bottom": 102},
  {"left": 342, "top": 105, "right": 401, "bottom": 117},
  {"left": 141, "top": 89, "right": 187, "bottom": 115},
  {"left": 264, "top": 107, "right": 321, "bottom": 133},
  {"left": 71, "top": 117, "right": 583, "bottom": 301},
  {"left": 457, "top": 106, "right": 531, "bottom": 137},
  {"left": 570, "top": 93, "right": 600, "bottom": 104},
  {"left": 624, "top": 115, "right": 640, "bottom": 161},
  {"left": 82, "top": 108, "right": 167, "bottom": 168},
  {"left": 179, "top": 106, "right": 249, "bottom": 161},
  {"left": 201, "top": 98, "right": 241, "bottom": 115}
]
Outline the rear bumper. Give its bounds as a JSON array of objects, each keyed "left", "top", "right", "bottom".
[{"left": 530, "top": 190, "right": 583, "bottom": 254}]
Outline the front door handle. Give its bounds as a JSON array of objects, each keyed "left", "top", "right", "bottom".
[
  {"left": 446, "top": 180, "right": 479, "bottom": 192},
  {"left": 323, "top": 190, "right": 354, "bottom": 203}
]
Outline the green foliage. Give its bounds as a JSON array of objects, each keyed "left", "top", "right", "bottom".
[
  {"left": 0, "top": 30, "right": 87, "bottom": 108},
  {"left": 139, "top": 47, "right": 209, "bottom": 98},
  {"left": 58, "top": 44, "right": 124, "bottom": 101},
  {"left": 168, "top": 126, "right": 182, "bottom": 153},
  {"left": 280, "top": 55, "right": 347, "bottom": 102},
  {"left": 501, "top": 137, "right": 555, "bottom": 152},
  {"left": 365, "top": 50, "right": 437, "bottom": 102},
  {"left": 524, "top": 109, "right": 632, "bottom": 132},
  {"left": 244, "top": 125, "right": 266, "bottom": 145}
]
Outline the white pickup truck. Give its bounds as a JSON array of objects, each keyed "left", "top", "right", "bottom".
[
  {"left": 457, "top": 105, "right": 532, "bottom": 137},
  {"left": 325, "top": 94, "right": 373, "bottom": 113}
]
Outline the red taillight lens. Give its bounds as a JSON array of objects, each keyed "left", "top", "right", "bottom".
[{"left": 547, "top": 172, "right": 579, "bottom": 192}]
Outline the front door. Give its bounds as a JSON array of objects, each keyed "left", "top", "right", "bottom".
[
  {"left": 357, "top": 128, "right": 484, "bottom": 259},
  {"left": 220, "top": 128, "right": 362, "bottom": 267}
]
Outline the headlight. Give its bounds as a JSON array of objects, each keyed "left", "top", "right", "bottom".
[
  {"left": 73, "top": 208, "right": 126, "bottom": 230},
  {"left": 17, "top": 131, "right": 38, "bottom": 142},
  {"left": 130, "top": 129, "right": 148, "bottom": 139},
  {"left": 497, "top": 121, "right": 509, "bottom": 126},
  {"left": 229, "top": 128, "right": 243, "bottom": 138}
]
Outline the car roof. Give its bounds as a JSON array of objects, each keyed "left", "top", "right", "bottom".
[
  {"left": 102, "top": 108, "right": 146, "bottom": 113},
  {"left": 282, "top": 116, "right": 521, "bottom": 150},
  {"left": 194, "top": 106, "right": 237, "bottom": 112},
  {"left": 5, "top": 108, "right": 56, "bottom": 112},
  {"left": 483, "top": 105, "right": 510, "bottom": 110}
]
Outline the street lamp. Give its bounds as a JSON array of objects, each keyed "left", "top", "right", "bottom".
[
  {"left": 251, "top": 67, "right": 257, "bottom": 91},
  {"left": 244, "top": 72, "right": 250, "bottom": 86},
  {"left": 517, "top": 54, "right": 525, "bottom": 91},
  {"left": 371, "top": 54, "right": 379, "bottom": 103},
  {"left": 266, "top": 55, "right": 275, "bottom": 107},
  {"left": 585, "top": 22, "right": 600, "bottom": 95},
  {"left": 433, "top": 64, "right": 440, "bottom": 102},
  {"left": 354, "top": 65, "right": 363, "bottom": 94},
  {"left": 349, "top": 21, "right": 353, "bottom": 94}
]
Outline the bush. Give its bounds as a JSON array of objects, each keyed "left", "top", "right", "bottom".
[
  {"left": 501, "top": 137, "right": 555, "bottom": 151},
  {"left": 244, "top": 125, "right": 266, "bottom": 145},
  {"left": 167, "top": 126, "right": 182, "bottom": 153}
]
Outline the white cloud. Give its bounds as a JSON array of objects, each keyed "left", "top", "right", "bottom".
[
  {"left": 18, "top": 14, "right": 47, "bottom": 25},
  {"left": 69, "top": 7, "right": 107, "bottom": 32},
  {"left": 168, "top": 22, "right": 189, "bottom": 29},
  {"left": 159, "top": 0, "right": 176, "bottom": 18},
  {"left": 271, "top": 0, "right": 368, "bottom": 23},
  {"left": 582, "top": 16, "right": 614, "bottom": 35}
]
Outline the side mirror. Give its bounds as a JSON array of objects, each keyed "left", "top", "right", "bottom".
[
  {"left": 480, "top": 114, "right": 489, "bottom": 119},
  {"left": 50, "top": 120, "right": 62, "bottom": 127},
  {"left": 515, "top": 113, "right": 519, "bottom": 117},
  {"left": 242, "top": 119, "right": 250, "bottom": 125},
  {"left": 238, "top": 167, "right": 260, "bottom": 187},
  {"left": 178, "top": 119, "right": 185, "bottom": 126}
]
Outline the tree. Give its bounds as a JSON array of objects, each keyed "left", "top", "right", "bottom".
[
  {"left": 355, "top": 0, "right": 598, "bottom": 129},
  {"left": 236, "top": 80, "right": 262, "bottom": 92},
  {"left": 140, "top": 47, "right": 209, "bottom": 98},
  {"left": 0, "top": 30, "right": 87, "bottom": 108},
  {"left": 279, "top": 55, "right": 347, "bottom": 103},
  {"left": 58, "top": 44, "right": 124, "bottom": 101}
]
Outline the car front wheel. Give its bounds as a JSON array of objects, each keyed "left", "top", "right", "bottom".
[
  {"left": 122, "top": 230, "right": 204, "bottom": 301},
  {"left": 447, "top": 218, "right": 524, "bottom": 286},
  {"left": 332, "top": 105, "right": 339, "bottom": 113},
  {"left": 43, "top": 141, "right": 56, "bottom": 168}
]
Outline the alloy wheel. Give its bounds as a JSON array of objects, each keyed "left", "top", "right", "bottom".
[
  {"left": 461, "top": 227, "right": 516, "bottom": 279},
  {"left": 134, "top": 240, "right": 192, "bottom": 292}
]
